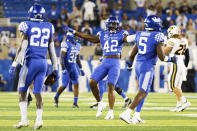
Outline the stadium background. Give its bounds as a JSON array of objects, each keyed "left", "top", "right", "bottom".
[{"left": 0, "top": 0, "right": 196, "bottom": 93}]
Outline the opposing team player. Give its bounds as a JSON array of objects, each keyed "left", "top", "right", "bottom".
[
  {"left": 164, "top": 25, "right": 191, "bottom": 112},
  {"left": 9, "top": 4, "right": 58, "bottom": 129},
  {"left": 54, "top": 32, "right": 85, "bottom": 108},
  {"left": 63, "top": 16, "right": 136, "bottom": 119},
  {"left": 119, "top": 15, "right": 177, "bottom": 124},
  {"left": 90, "top": 56, "right": 132, "bottom": 109}
]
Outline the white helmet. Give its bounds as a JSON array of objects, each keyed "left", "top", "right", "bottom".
[{"left": 167, "top": 25, "right": 181, "bottom": 38}]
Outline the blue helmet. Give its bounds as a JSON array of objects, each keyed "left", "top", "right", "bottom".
[
  {"left": 144, "top": 15, "right": 162, "bottom": 31},
  {"left": 28, "top": 4, "right": 46, "bottom": 22},
  {"left": 66, "top": 32, "right": 75, "bottom": 43},
  {"left": 105, "top": 16, "right": 120, "bottom": 33}
]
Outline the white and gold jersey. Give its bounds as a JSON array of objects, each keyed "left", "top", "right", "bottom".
[
  {"left": 165, "top": 37, "right": 188, "bottom": 91},
  {"left": 166, "top": 37, "right": 188, "bottom": 61}
]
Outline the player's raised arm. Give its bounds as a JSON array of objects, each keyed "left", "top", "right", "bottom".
[{"left": 63, "top": 25, "right": 100, "bottom": 43}]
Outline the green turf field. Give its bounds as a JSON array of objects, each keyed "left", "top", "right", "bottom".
[{"left": 0, "top": 92, "right": 197, "bottom": 131}]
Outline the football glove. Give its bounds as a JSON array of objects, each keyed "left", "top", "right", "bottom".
[
  {"left": 126, "top": 59, "right": 133, "bottom": 71},
  {"left": 164, "top": 56, "right": 177, "bottom": 63},
  {"left": 9, "top": 66, "right": 16, "bottom": 77},
  {"left": 62, "top": 24, "right": 76, "bottom": 34},
  {"left": 80, "top": 69, "right": 85, "bottom": 76}
]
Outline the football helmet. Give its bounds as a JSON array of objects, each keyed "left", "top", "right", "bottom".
[
  {"left": 28, "top": 4, "right": 46, "bottom": 22},
  {"left": 167, "top": 25, "right": 181, "bottom": 38},
  {"left": 144, "top": 15, "right": 162, "bottom": 31},
  {"left": 105, "top": 16, "right": 120, "bottom": 33},
  {"left": 66, "top": 32, "right": 75, "bottom": 43}
]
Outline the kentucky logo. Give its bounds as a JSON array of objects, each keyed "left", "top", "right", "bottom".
[{"left": 152, "top": 17, "right": 160, "bottom": 22}]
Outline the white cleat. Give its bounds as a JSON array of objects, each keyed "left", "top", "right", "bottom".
[
  {"left": 169, "top": 106, "right": 182, "bottom": 112},
  {"left": 178, "top": 101, "right": 191, "bottom": 112},
  {"left": 32, "top": 120, "right": 43, "bottom": 130},
  {"left": 14, "top": 121, "right": 28, "bottom": 129},
  {"left": 132, "top": 115, "right": 146, "bottom": 124},
  {"left": 96, "top": 102, "right": 107, "bottom": 117},
  {"left": 119, "top": 112, "right": 135, "bottom": 124},
  {"left": 105, "top": 111, "right": 114, "bottom": 120}
]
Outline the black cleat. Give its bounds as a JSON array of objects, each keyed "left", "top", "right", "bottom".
[
  {"left": 54, "top": 97, "right": 59, "bottom": 108},
  {"left": 122, "top": 98, "right": 132, "bottom": 108},
  {"left": 27, "top": 93, "right": 32, "bottom": 106},
  {"left": 89, "top": 103, "right": 98, "bottom": 109},
  {"left": 73, "top": 103, "right": 79, "bottom": 108}
]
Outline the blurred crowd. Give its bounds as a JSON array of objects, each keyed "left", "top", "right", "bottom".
[{"left": 47, "top": 0, "right": 197, "bottom": 47}]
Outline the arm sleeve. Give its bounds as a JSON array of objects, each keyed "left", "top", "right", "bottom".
[
  {"left": 49, "top": 42, "right": 58, "bottom": 70},
  {"left": 18, "top": 22, "right": 28, "bottom": 34},
  {"left": 184, "top": 49, "right": 190, "bottom": 67},
  {"left": 12, "top": 40, "right": 28, "bottom": 67}
]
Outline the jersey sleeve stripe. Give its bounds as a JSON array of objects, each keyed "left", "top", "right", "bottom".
[{"left": 167, "top": 41, "right": 174, "bottom": 46}]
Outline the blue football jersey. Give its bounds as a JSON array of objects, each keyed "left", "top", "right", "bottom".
[
  {"left": 19, "top": 21, "right": 54, "bottom": 59},
  {"left": 61, "top": 40, "right": 81, "bottom": 69},
  {"left": 135, "top": 31, "right": 165, "bottom": 65},
  {"left": 97, "top": 30, "right": 128, "bottom": 56}
]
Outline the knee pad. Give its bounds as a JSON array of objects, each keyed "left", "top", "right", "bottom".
[{"left": 115, "top": 86, "right": 123, "bottom": 95}]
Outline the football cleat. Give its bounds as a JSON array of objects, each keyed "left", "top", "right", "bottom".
[
  {"left": 72, "top": 103, "right": 79, "bottom": 108},
  {"left": 54, "top": 97, "right": 59, "bottom": 108},
  {"left": 104, "top": 110, "right": 114, "bottom": 120},
  {"left": 14, "top": 121, "right": 28, "bottom": 129},
  {"left": 169, "top": 106, "right": 182, "bottom": 112},
  {"left": 122, "top": 98, "right": 132, "bottom": 108},
  {"left": 32, "top": 120, "right": 43, "bottom": 130},
  {"left": 90, "top": 103, "right": 98, "bottom": 109},
  {"left": 132, "top": 114, "right": 146, "bottom": 124},
  {"left": 119, "top": 111, "right": 135, "bottom": 124},
  {"left": 96, "top": 102, "right": 107, "bottom": 117},
  {"left": 177, "top": 101, "right": 191, "bottom": 112}
]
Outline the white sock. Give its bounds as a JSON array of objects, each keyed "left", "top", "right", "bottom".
[
  {"left": 36, "top": 109, "right": 43, "bottom": 122},
  {"left": 19, "top": 101, "right": 27, "bottom": 122},
  {"left": 124, "top": 108, "right": 132, "bottom": 116},
  {"left": 181, "top": 96, "right": 187, "bottom": 103},
  {"left": 176, "top": 101, "right": 182, "bottom": 107},
  {"left": 134, "top": 112, "right": 140, "bottom": 117},
  {"left": 124, "top": 97, "right": 128, "bottom": 101},
  {"left": 109, "top": 109, "right": 113, "bottom": 113}
]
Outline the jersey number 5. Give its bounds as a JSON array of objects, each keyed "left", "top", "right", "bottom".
[
  {"left": 30, "top": 27, "right": 50, "bottom": 47},
  {"left": 138, "top": 37, "right": 147, "bottom": 54}
]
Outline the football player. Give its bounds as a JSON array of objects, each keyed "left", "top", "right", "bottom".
[
  {"left": 54, "top": 32, "right": 85, "bottom": 108},
  {"left": 119, "top": 15, "right": 177, "bottom": 124},
  {"left": 164, "top": 25, "right": 191, "bottom": 112},
  {"left": 90, "top": 56, "right": 132, "bottom": 109},
  {"left": 63, "top": 16, "right": 136, "bottom": 119},
  {"left": 9, "top": 4, "right": 58, "bottom": 129}
]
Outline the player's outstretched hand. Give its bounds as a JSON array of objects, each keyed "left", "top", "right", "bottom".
[
  {"left": 171, "top": 56, "right": 178, "bottom": 63},
  {"left": 53, "top": 70, "right": 59, "bottom": 80},
  {"left": 126, "top": 59, "right": 133, "bottom": 71},
  {"left": 80, "top": 69, "right": 85, "bottom": 76},
  {"left": 9, "top": 66, "right": 16, "bottom": 77},
  {"left": 62, "top": 24, "right": 76, "bottom": 34},
  {"left": 164, "top": 56, "right": 177, "bottom": 63}
]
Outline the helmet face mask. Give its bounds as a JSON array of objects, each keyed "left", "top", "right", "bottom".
[
  {"left": 105, "top": 17, "right": 119, "bottom": 33},
  {"left": 28, "top": 4, "right": 46, "bottom": 22}
]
